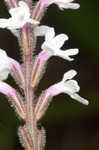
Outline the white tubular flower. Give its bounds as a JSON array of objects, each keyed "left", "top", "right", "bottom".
[
  {"left": 41, "top": 0, "right": 80, "bottom": 10},
  {"left": 0, "top": 49, "right": 24, "bottom": 87},
  {"left": 0, "top": 49, "right": 19, "bottom": 81},
  {"left": 0, "top": 1, "right": 39, "bottom": 29},
  {"left": 0, "top": 49, "right": 13, "bottom": 80},
  {"left": 47, "top": 70, "right": 88, "bottom": 105},
  {"left": 35, "top": 25, "right": 79, "bottom": 61}
]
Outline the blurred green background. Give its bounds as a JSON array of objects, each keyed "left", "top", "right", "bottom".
[{"left": 0, "top": 0, "right": 99, "bottom": 150}]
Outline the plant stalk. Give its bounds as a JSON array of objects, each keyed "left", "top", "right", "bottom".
[{"left": 21, "top": 25, "right": 38, "bottom": 150}]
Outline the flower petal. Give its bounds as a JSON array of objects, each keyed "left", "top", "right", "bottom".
[
  {"left": 0, "top": 65, "right": 10, "bottom": 80},
  {"left": 0, "top": 1, "right": 37, "bottom": 29},
  {"left": 34, "top": 25, "right": 55, "bottom": 41},
  {"left": 0, "top": 49, "right": 19, "bottom": 80},
  {"left": 41, "top": 0, "right": 80, "bottom": 10},
  {"left": 62, "top": 70, "right": 77, "bottom": 82},
  {"left": 64, "top": 48, "right": 79, "bottom": 56},
  {"left": 50, "top": 34, "right": 68, "bottom": 49},
  {"left": 0, "top": 19, "right": 8, "bottom": 28},
  {"left": 70, "top": 93, "right": 89, "bottom": 105},
  {"left": 54, "top": 0, "right": 74, "bottom": 3},
  {"left": 9, "top": 1, "right": 29, "bottom": 17},
  {"left": 56, "top": 51, "right": 74, "bottom": 61},
  {"left": 64, "top": 79, "right": 80, "bottom": 93},
  {"left": 59, "top": 3, "right": 80, "bottom": 10},
  {"left": 34, "top": 25, "right": 51, "bottom": 36},
  {"left": 56, "top": 48, "right": 79, "bottom": 61},
  {"left": 45, "top": 27, "right": 55, "bottom": 41}
]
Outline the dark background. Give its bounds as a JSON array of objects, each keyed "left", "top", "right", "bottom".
[{"left": 0, "top": 0, "right": 99, "bottom": 150}]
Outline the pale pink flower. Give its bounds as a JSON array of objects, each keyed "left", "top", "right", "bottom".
[
  {"left": 0, "top": 1, "right": 39, "bottom": 29},
  {"left": 0, "top": 49, "right": 24, "bottom": 83},
  {"left": 47, "top": 70, "right": 88, "bottom": 105},
  {"left": 0, "top": 49, "right": 14, "bottom": 80},
  {"left": 34, "top": 25, "right": 79, "bottom": 61}
]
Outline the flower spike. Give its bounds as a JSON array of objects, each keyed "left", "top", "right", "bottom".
[
  {"left": 0, "top": 0, "right": 88, "bottom": 149},
  {"left": 0, "top": 1, "right": 39, "bottom": 30}
]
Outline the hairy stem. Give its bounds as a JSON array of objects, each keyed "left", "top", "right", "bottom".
[
  {"left": 32, "top": 2, "right": 46, "bottom": 21},
  {"left": 21, "top": 25, "right": 38, "bottom": 150}
]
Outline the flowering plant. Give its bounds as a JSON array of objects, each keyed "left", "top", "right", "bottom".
[{"left": 0, "top": 0, "right": 88, "bottom": 150}]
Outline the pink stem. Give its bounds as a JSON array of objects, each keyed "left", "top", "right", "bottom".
[
  {"left": 19, "top": 126, "right": 34, "bottom": 150},
  {"left": 21, "top": 25, "right": 38, "bottom": 150},
  {"left": 38, "top": 127, "right": 45, "bottom": 150},
  {"left": 32, "top": 2, "right": 47, "bottom": 21}
]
